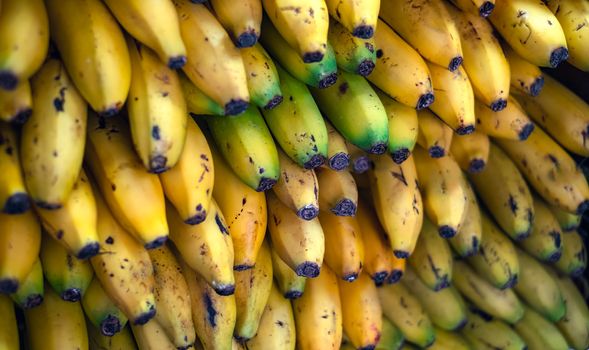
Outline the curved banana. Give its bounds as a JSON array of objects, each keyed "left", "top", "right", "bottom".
[
  {"left": 240, "top": 44, "right": 283, "bottom": 110},
  {"left": 505, "top": 46, "right": 545, "bottom": 96},
  {"left": 514, "top": 305, "right": 569, "bottom": 350},
  {"left": 416, "top": 109, "right": 453, "bottom": 158},
  {"left": 326, "top": 0, "right": 379, "bottom": 39},
  {"left": 0, "top": 80, "right": 32, "bottom": 124},
  {"left": 549, "top": 204, "right": 581, "bottom": 232},
  {"left": 449, "top": 178, "right": 482, "bottom": 257},
  {"left": 316, "top": 167, "right": 358, "bottom": 216},
  {"left": 130, "top": 319, "right": 176, "bottom": 350},
  {"left": 474, "top": 96, "right": 535, "bottom": 140},
  {"left": 210, "top": 0, "right": 262, "bottom": 48},
  {"left": 0, "top": 294, "right": 19, "bottom": 350},
  {"left": 269, "top": 243, "right": 306, "bottom": 299},
  {"left": 554, "top": 231, "right": 587, "bottom": 277},
  {"left": 82, "top": 276, "right": 128, "bottom": 337},
  {"left": 0, "top": 122, "right": 29, "bottom": 214},
  {"left": 377, "top": 89, "right": 419, "bottom": 163},
  {"left": 450, "top": 131, "right": 490, "bottom": 173},
  {"left": 328, "top": 19, "right": 376, "bottom": 76},
  {"left": 88, "top": 323, "right": 137, "bottom": 350},
  {"left": 554, "top": 274, "right": 589, "bottom": 350},
  {"left": 10, "top": 258, "right": 43, "bottom": 309},
  {"left": 545, "top": 0, "right": 589, "bottom": 71},
  {"left": 325, "top": 121, "right": 350, "bottom": 171},
  {"left": 449, "top": 0, "right": 496, "bottom": 17},
  {"left": 178, "top": 72, "right": 225, "bottom": 116},
  {"left": 518, "top": 195, "right": 563, "bottom": 262},
  {"left": 460, "top": 309, "right": 526, "bottom": 349}
]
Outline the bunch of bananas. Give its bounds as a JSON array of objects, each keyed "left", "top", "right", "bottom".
[{"left": 1, "top": 0, "right": 589, "bottom": 349}]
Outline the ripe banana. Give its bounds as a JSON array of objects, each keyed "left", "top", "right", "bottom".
[
  {"left": 375, "top": 316, "right": 405, "bottom": 350},
  {"left": 449, "top": 178, "right": 482, "bottom": 257},
  {"left": 103, "top": 0, "right": 187, "bottom": 68},
  {"left": 325, "top": 0, "right": 379, "bottom": 39},
  {"left": 0, "top": 80, "right": 32, "bottom": 123},
  {"left": 328, "top": 19, "right": 376, "bottom": 76},
  {"left": 173, "top": 0, "right": 249, "bottom": 115},
  {"left": 210, "top": 0, "right": 262, "bottom": 47},
  {"left": 261, "top": 0, "right": 329, "bottom": 63},
  {"left": 0, "top": 0, "right": 48, "bottom": 90},
  {"left": 0, "top": 294, "right": 19, "bottom": 350},
  {"left": 549, "top": 204, "right": 581, "bottom": 232},
  {"left": 474, "top": 96, "right": 535, "bottom": 140},
  {"left": 467, "top": 142, "right": 534, "bottom": 240},
  {"left": 544, "top": 0, "right": 589, "bottom": 71},
  {"left": 82, "top": 276, "right": 128, "bottom": 337},
  {"left": 260, "top": 66, "right": 328, "bottom": 169},
  {"left": 240, "top": 44, "right": 283, "bottom": 110},
  {"left": 553, "top": 273, "right": 589, "bottom": 350},
  {"left": 130, "top": 319, "right": 176, "bottom": 350},
  {"left": 376, "top": 89, "right": 419, "bottom": 163},
  {"left": 166, "top": 199, "right": 235, "bottom": 296},
  {"left": 20, "top": 58, "right": 87, "bottom": 209},
  {"left": 269, "top": 243, "right": 306, "bottom": 299},
  {"left": 316, "top": 167, "right": 358, "bottom": 216},
  {"left": 0, "top": 210, "right": 41, "bottom": 294},
  {"left": 292, "top": 264, "right": 343, "bottom": 350},
  {"left": 460, "top": 309, "right": 526, "bottom": 349},
  {"left": 449, "top": 0, "right": 496, "bottom": 17},
  {"left": 0, "top": 122, "right": 29, "bottom": 214},
  {"left": 45, "top": 0, "right": 131, "bottom": 116},
  {"left": 88, "top": 323, "right": 137, "bottom": 350},
  {"left": 10, "top": 258, "right": 43, "bottom": 309},
  {"left": 86, "top": 112, "right": 168, "bottom": 249},
  {"left": 518, "top": 195, "right": 563, "bottom": 262},
  {"left": 267, "top": 191, "right": 324, "bottom": 278},
  {"left": 489, "top": 0, "right": 569, "bottom": 68},
  {"left": 325, "top": 121, "right": 351, "bottom": 171},
  {"left": 179, "top": 72, "right": 225, "bottom": 116},
  {"left": 554, "top": 231, "right": 587, "bottom": 277},
  {"left": 416, "top": 108, "right": 453, "bottom": 158},
  {"left": 450, "top": 131, "right": 490, "bottom": 173},
  {"left": 208, "top": 106, "right": 280, "bottom": 192},
  {"left": 505, "top": 46, "right": 545, "bottom": 96},
  {"left": 514, "top": 305, "right": 569, "bottom": 350}
]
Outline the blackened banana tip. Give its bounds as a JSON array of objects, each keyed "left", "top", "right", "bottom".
[
  {"left": 434, "top": 277, "right": 450, "bottom": 291},
  {"left": 149, "top": 155, "right": 168, "bottom": 174},
  {"left": 439, "top": 225, "right": 457, "bottom": 238},
  {"left": 318, "top": 73, "right": 338, "bottom": 89},
  {"left": 3, "top": 192, "right": 30, "bottom": 214},
  {"left": 428, "top": 146, "right": 445, "bottom": 158},
  {"left": 546, "top": 251, "right": 562, "bottom": 263},
  {"left": 479, "top": 1, "right": 495, "bottom": 17},
  {"left": 233, "top": 264, "right": 254, "bottom": 271},
  {"left": 0, "top": 71, "right": 18, "bottom": 90},
  {"left": 577, "top": 199, "right": 589, "bottom": 214},
  {"left": 515, "top": 229, "right": 531, "bottom": 241},
  {"left": 144, "top": 236, "right": 168, "bottom": 250},
  {"left": 549, "top": 47, "right": 569, "bottom": 68},
  {"left": 393, "top": 250, "right": 409, "bottom": 259},
  {"left": 0, "top": 278, "right": 19, "bottom": 294},
  {"left": 296, "top": 262, "right": 320, "bottom": 278},
  {"left": 35, "top": 200, "right": 62, "bottom": 210},
  {"left": 358, "top": 345, "right": 377, "bottom": 350},
  {"left": 184, "top": 211, "right": 207, "bottom": 225},
  {"left": 471, "top": 236, "right": 480, "bottom": 253},
  {"left": 331, "top": 199, "right": 357, "bottom": 216},
  {"left": 167, "top": 55, "right": 187, "bottom": 70},
  {"left": 302, "top": 51, "right": 324, "bottom": 63},
  {"left": 297, "top": 205, "right": 319, "bottom": 220},
  {"left": 303, "top": 154, "right": 326, "bottom": 169},
  {"left": 388, "top": 270, "right": 404, "bottom": 284},
  {"left": 372, "top": 271, "right": 389, "bottom": 286},
  {"left": 189, "top": 0, "right": 207, "bottom": 3},
  {"left": 214, "top": 284, "right": 235, "bottom": 296},
  {"left": 571, "top": 267, "right": 586, "bottom": 278},
  {"left": 256, "top": 177, "right": 277, "bottom": 192},
  {"left": 454, "top": 318, "right": 468, "bottom": 331},
  {"left": 518, "top": 123, "right": 535, "bottom": 140},
  {"left": 391, "top": 148, "right": 410, "bottom": 164},
  {"left": 448, "top": 56, "right": 463, "bottom": 72},
  {"left": 236, "top": 31, "right": 258, "bottom": 48},
  {"left": 502, "top": 274, "right": 519, "bottom": 289},
  {"left": 22, "top": 294, "right": 43, "bottom": 309},
  {"left": 134, "top": 307, "right": 156, "bottom": 325},
  {"left": 352, "top": 25, "right": 374, "bottom": 39},
  {"left": 224, "top": 99, "right": 249, "bottom": 116},
  {"left": 284, "top": 290, "right": 303, "bottom": 299},
  {"left": 343, "top": 273, "right": 359, "bottom": 282},
  {"left": 329, "top": 152, "right": 350, "bottom": 171},
  {"left": 530, "top": 76, "right": 545, "bottom": 97},
  {"left": 264, "top": 95, "right": 284, "bottom": 110},
  {"left": 12, "top": 108, "right": 32, "bottom": 124},
  {"left": 357, "top": 59, "right": 376, "bottom": 77},
  {"left": 417, "top": 92, "right": 435, "bottom": 110},
  {"left": 61, "top": 288, "right": 82, "bottom": 302},
  {"left": 490, "top": 98, "right": 507, "bottom": 112},
  {"left": 99, "top": 106, "right": 121, "bottom": 118},
  {"left": 456, "top": 124, "right": 475, "bottom": 135},
  {"left": 369, "top": 143, "right": 387, "bottom": 155},
  {"left": 100, "top": 315, "right": 122, "bottom": 337},
  {"left": 353, "top": 156, "right": 371, "bottom": 173},
  {"left": 468, "top": 159, "right": 486, "bottom": 173},
  {"left": 76, "top": 242, "right": 100, "bottom": 260}
]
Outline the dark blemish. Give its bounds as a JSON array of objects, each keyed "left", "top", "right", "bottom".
[
  {"left": 338, "top": 82, "right": 349, "bottom": 95},
  {"left": 56, "top": 230, "right": 64, "bottom": 240},
  {"left": 508, "top": 195, "right": 518, "bottom": 214},
  {"left": 215, "top": 214, "right": 229, "bottom": 235},
  {"left": 53, "top": 87, "right": 67, "bottom": 112},
  {"left": 5, "top": 147, "right": 12, "bottom": 156},
  {"left": 66, "top": 254, "right": 74, "bottom": 269},
  {"left": 152, "top": 126, "right": 161, "bottom": 140},
  {"left": 242, "top": 198, "right": 247, "bottom": 205},
  {"left": 52, "top": 150, "right": 58, "bottom": 158},
  {"left": 391, "top": 169, "right": 408, "bottom": 186},
  {"left": 111, "top": 183, "right": 116, "bottom": 191},
  {"left": 204, "top": 293, "right": 216, "bottom": 327},
  {"left": 547, "top": 154, "right": 559, "bottom": 168},
  {"left": 105, "top": 236, "right": 114, "bottom": 245},
  {"left": 200, "top": 154, "right": 209, "bottom": 161},
  {"left": 276, "top": 320, "right": 285, "bottom": 327},
  {"left": 376, "top": 49, "right": 383, "bottom": 58}
]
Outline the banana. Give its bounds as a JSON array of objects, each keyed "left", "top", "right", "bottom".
[
  {"left": 0, "top": 294, "right": 19, "bottom": 350},
  {"left": 88, "top": 324, "right": 137, "bottom": 350},
  {"left": 474, "top": 96, "right": 535, "bottom": 140},
  {"left": 25, "top": 286, "right": 88, "bottom": 350},
  {"left": 514, "top": 305, "right": 569, "bottom": 350},
  {"left": 0, "top": 0, "right": 48, "bottom": 90},
  {"left": 240, "top": 44, "right": 283, "bottom": 110},
  {"left": 379, "top": 0, "right": 463, "bottom": 71},
  {"left": 0, "top": 122, "right": 29, "bottom": 214},
  {"left": 0, "top": 80, "right": 32, "bottom": 123},
  {"left": 549, "top": 204, "right": 581, "bottom": 232},
  {"left": 460, "top": 309, "right": 527, "bottom": 350},
  {"left": 292, "top": 264, "right": 343, "bottom": 350},
  {"left": 103, "top": 0, "right": 186, "bottom": 68},
  {"left": 35, "top": 169, "right": 100, "bottom": 259},
  {"left": 210, "top": 0, "right": 262, "bottom": 47},
  {"left": 210, "top": 145, "right": 267, "bottom": 271},
  {"left": 518, "top": 195, "right": 563, "bottom": 262},
  {"left": 368, "top": 153, "right": 423, "bottom": 258},
  {"left": 544, "top": 0, "right": 589, "bottom": 71},
  {"left": 328, "top": 19, "right": 376, "bottom": 76},
  {"left": 179, "top": 72, "right": 225, "bottom": 116},
  {"left": 20, "top": 58, "right": 87, "bottom": 209},
  {"left": 555, "top": 231, "right": 587, "bottom": 277},
  {"left": 488, "top": 0, "right": 568, "bottom": 68},
  {"left": 0, "top": 210, "right": 41, "bottom": 294},
  {"left": 267, "top": 191, "right": 324, "bottom": 278},
  {"left": 90, "top": 188, "right": 156, "bottom": 326},
  {"left": 260, "top": 65, "right": 328, "bottom": 169},
  {"left": 179, "top": 258, "right": 236, "bottom": 350},
  {"left": 429, "top": 328, "right": 471, "bottom": 350},
  {"left": 82, "top": 276, "right": 128, "bottom": 337},
  {"left": 553, "top": 273, "right": 589, "bottom": 350},
  {"left": 318, "top": 210, "right": 364, "bottom": 281},
  {"left": 261, "top": 0, "right": 329, "bottom": 63},
  {"left": 325, "top": 121, "right": 351, "bottom": 171},
  {"left": 375, "top": 316, "right": 405, "bottom": 350},
  {"left": 468, "top": 211, "right": 520, "bottom": 289},
  {"left": 403, "top": 266, "right": 467, "bottom": 331},
  {"left": 427, "top": 63, "right": 476, "bottom": 135},
  {"left": 269, "top": 242, "right": 306, "bottom": 299},
  {"left": 130, "top": 319, "right": 176, "bottom": 350},
  {"left": 40, "top": 234, "right": 93, "bottom": 302},
  {"left": 85, "top": 112, "right": 168, "bottom": 249},
  {"left": 166, "top": 199, "right": 235, "bottom": 296},
  {"left": 416, "top": 109, "right": 454, "bottom": 158},
  {"left": 513, "top": 248, "right": 566, "bottom": 322},
  {"left": 311, "top": 70, "right": 389, "bottom": 154},
  {"left": 450, "top": 131, "right": 490, "bottom": 173},
  {"left": 316, "top": 167, "right": 358, "bottom": 216},
  {"left": 408, "top": 216, "right": 453, "bottom": 290},
  {"left": 46, "top": 0, "right": 130, "bottom": 116},
  {"left": 208, "top": 107, "right": 280, "bottom": 192},
  {"left": 449, "top": 178, "right": 482, "bottom": 257},
  {"left": 449, "top": 0, "right": 496, "bottom": 17},
  {"left": 325, "top": 0, "right": 379, "bottom": 39},
  {"left": 467, "top": 142, "right": 534, "bottom": 240},
  {"left": 126, "top": 37, "right": 187, "bottom": 173},
  {"left": 234, "top": 241, "right": 273, "bottom": 341},
  {"left": 505, "top": 46, "right": 545, "bottom": 96},
  {"left": 514, "top": 74, "right": 589, "bottom": 156},
  {"left": 449, "top": 7, "right": 510, "bottom": 111},
  {"left": 413, "top": 145, "right": 469, "bottom": 238},
  {"left": 376, "top": 89, "right": 419, "bottom": 163},
  {"left": 273, "top": 148, "right": 320, "bottom": 220},
  {"left": 338, "top": 272, "right": 382, "bottom": 349},
  {"left": 494, "top": 125, "right": 589, "bottom": 214},
  {"left": 378, "top": 280, "right": 436, "bottom": 347},
  {"left": 173, "top": 0, "right": 249, "bottom": 115},
  {"left": 10, "top": 258, "right": 43, "bottom": 309},
  {"left": 246, "top": 282, "right": 296, "bottom": 350},
  {"left": 453, "top": 261, "right": 524, "bottom": 323},
  {"left": 347, "top": 142, "right": 372, "bottom": 173}
]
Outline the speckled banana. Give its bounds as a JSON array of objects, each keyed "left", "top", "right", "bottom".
[
  {"left": 240, "top": 44, "right": 283, "bottom": 110},
  {"left": 210, "top": 0, "right": 262, "bottom": 47},
  {"left": 505, "top": 46, "right": 545, "bottom": 96},
  {"left": 375, "top": 317, "right": 405, "bottom": 350},
  {"left": 316, "top": 167, "right": 358, "bottom": 216},
  {"left": 10, "top": 258, "right": 43, "bottom": 309},
  {"left": 0, "top": 80, "right": 32, "bottom": 123},
  {"left": 324, "top": 121, "right": 351, "bottom": 171},
  {"left": 88, "top": 324, "right": 137, "bottom": 350},
  {"left": 449, "top": 0, "right": 496, "bottom": 17},
  {"left": 553, "top": 273, "right": 589, "bottom": 350},
  {"left": 450, "top": 131, "right": 490, "bottom": 173},
  {"left": 460, "top": 309, "right": 526, "bottom": 349},
  {"left": 0, "top": 294, "right": 19, "bottom": 350},
  {"left": 178, "top": 72, "right": 225, "bottom": 116},
  {"left": 514, "top": 305, "right": 569, "bottom": 350},
  {"left": 518, "top": 195, "right": 563, "bottom": 262},
  {"left": 549, "top": 204, "right": 581, "bottom": 232},
  {"left": 554, "top": 231, "right": 587, "bottom": 277},
  {"left": 376, "top": 89, "right": 419, "bottom": 163},
  {"left": 449, "top": 178, "right": 482, "bottom": 257},
  {"left": 0, "top": 122, "right": 29, "bottom": 214},
  {"left": 544, "top": 0, "right": 589, "bottom": 71},
  {"left": 325, "top": 0, "right": 379, "bottom": 39},
  {"left": 416, "top": 109, "right": 453, "bottom": 158},
  {"left": 269, "top": 242, "right": 306, "bottom": 299},
  {"left": 474, "top": 96, "right": 535, "bottom": 140},
  {"left": 328, "top": 19, "right": 376, "bottom": 76},
  {"left": 82, "top": 276, "right": 128, "bottom": 337}
]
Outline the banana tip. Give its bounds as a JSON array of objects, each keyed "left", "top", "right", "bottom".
[
  {"left": 369, "top": 143, "right": 387, "bottom": 155},
  {"left": 303, "top": 154, "right": 326, "bottom": 169},
  {"left": 264, "top": 95, "right": 284, "bottom": 110},
  {"left": 417, "top": 92, "right": 435, "bottom": 110},
  {"left": 236, "top": 31, "right": 258, "bottom": 48},
  {"left": 100, "top": 315, "right": 123, "bottom": 337},
  {"left": 0, "top": 71, "right": 18, "bottom": 90},
  {"left": 501, "top": 274, "right": 519, "bottom": 289},
  {"left": 490, "top": 99, "right": 507, "bottom": 112},
  {"left": 388, "top": 270, "right": 404, "bottom": 284},
  {"left": 358, "top": 345, "right": 377, "bottom": 350},
  {"left": 11, "top": 108, "right": 32, "bottom": 124},
  {"left": 214, "top": 284, "right": 236, "bottom": 296},
  {"left": 439, "top": 225, "right": 457, "bottom": 238},
  {"left": 303, "top": 51, "right": 324, "bottom": 64},
  {"left": 331, "top": 199, "right": 357, "bottom": 216},
  {"left": 284, "top": 290, "right": 303, "bottom": 299},
  {"left": 434, "top": 277, "right": 450, "bottom": 291},
  {"left": 546, "top": 250, "right": 562, "bottom": 263},
  {"left": 468, "top": 159, "right": 486, "bottom": 173},
  {"left": 518, "top": 123, "right": 535, "bottom": 140},
  {"left": 296, "top": 262, "right": 320, "bottom": 278},
  {"left": 530, "top": 77, "right": 545, "bottom": 97},
  {"left": 256, "top": 177, "right": 277, "bottom": 192},
  {"left": 297, "top": 205, "right": 319, "bottom": 220},
  {"left": 318, "top": 73, "right": 338, "bottom": 89},
  {"left": 2, "top": 192, "right": 30, "bottom": 214},
  {"left": 61, "top": 288, "right": 82, "bottom": 302},
  {"left": 549, "top": 47, "right": 569, "bottom": 68},
  {"left": 224, "top": 99, "right": 249, "bottom": 116},
  {"left": 184, "top": 210, "right": 207, "bottom": 225},
  {"left": 343, "top": 272, "right": 359, "bottom": 282},
  {"left": 76, "top": 242, "right": 100, "bottom": 260},
  {"left": 571, "top": 266, "right": 586, "bottom": 278},
  {"left": 133, "top": 307, "right": 156, "bottom": 325},
  {"left": 0, "top": 278, "right": 19, "bottom": 294},
  {"left": 428, "top": 146, "right": 445, "bottom": 158},
  {"left": 454, "top": 317, "right": 468, "bottom": 331},
  {"left": 148, "top": 155, "right": 169, "bottom": 174},
  {"left": 144, "top": 236, "right": 168, "bottom": 250},
  {"left": 357, "top": 59, "right": 376, "bottom": 77},
  {"left": 353, "top": 156, "right": 372, "bottom": 173},
  {"left": 233, "top": 264, "right": 254, "bottom": 271},
  {"left": 372, "top": 271, "right": 389, "bottom": 286},
  {"left": 391, "top": 148, "right": 410, "bottom": 164},
  {"left": 22, "top": 294, "right": 43, "bottom": 309},
  {"left": 479, "top": 1, "right": 495, "bottom": 17},
  {"left": 456, "top": 125, "right": 475, "bottom": 135},
  {"left": 577, "top": 200, "right": 589, "bottom": 214},
  {"left": 99, "top": 105, "right": 122, "bottom": 118},
  {"left": 352, "top": 25, "right": 375, "bottom": 39},
  {"left": 393, "top": 250, "right": 409, "bottom": 259},
  {"left": 167, "top": 55, "right": 187, "bottom": 69},
  {"left": 328, "top": 152, "right": 350, "bottom": 170},
  {"left": 35, "top": 200, "right": 62, "bottom": 210},
  {"left": 448, "top": 56, "right": 463, "bottom": 72}
]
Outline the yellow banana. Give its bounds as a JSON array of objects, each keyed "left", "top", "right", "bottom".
[
  {"left": 449, "top": 178, "right": 482, "bottom": 257},
  {"left": 474, "top": 96, "right": 535, "bottom": 140},
  {"left": 292, "top": 264, "right": 343, "bottom": 350},
  {"left": 325, "top": 121, "right": 351, "bottom": 171},
  {"left": 449, "top": 0, "right": 496, "bottom": 17},
  {"left": 267, "top": 191, "right": 324, "bottom": 278},
  {"left": 416, "top": 109, "right": 454, "bottom": 158},
  {"left": 240, "top": 44, "right": 283, "bottom": 110},
  {"left": 166, "top": 199, "right": 235, "bottom": 296},
  {"left": 269, "top": 242, "right": 306, "bottom": 299},
  {"left": 45, "top": 0, "right": 130, "bottom": 116},
  {"left": 126, "top": 37, "right": 188, "bottom": 173},
  {"left": 518, "top": 195, "right": 563, "bottom": 262},
  {"left": 0, "top": 294, "right": 19, "bottom": 350},
  {"left": 553, "top": 273, "right": 589, "bottom": 350},
  {"left": 0, "top": 0, "right": 48, "bottom": 90},
  {"left": 85, "top": 112, "right": 168, "bottom": 249},
  {"left": 375, "top": 316, "right": 405, "bottom": 350},
  {"left": 429, "top": 328, "right": 471, "bottom": 350},
  {"left": 0, "top": 80, "right": 32, "bottom": 123},
  {"left": 25, "top": 286, "right": 88, "bottom": 350},
  {"left": 376, "top": 89, "right": 419, "bottom": 163},
  {"left": 489, "top": 0, "right": 568, "bottom": 68},
  {"left": 88, "top": 324, "right": 137, "bottom": 350},
  {"left": 210, "top": 0, "right": 262, "bottom": 47},
  {"left": 325, "top": 0, "right": 379, "bottom": 39},
  {"left": 554, "top": 231, "right": 587, "bottom": 277},
  {"left": 379, "top": 0, "right": 463, "bottom": 71},
  {"left": 173, "top": 0, "right": 249, "bottom": 115},
  {"left": 460, "top": 309, "right": 526, "bottom": 349},
  {"left": 0, "top": 210, "right": 41, "bottom": 294},
  {"left": 505, "top": 46, "right": 545, "bottom": 96},
  {"left": 10, "top": 258, "right": 43, "bottom": 309},
  {"left": 328, "top": 19, "right": 376, "bottom": 76},
  {"left": 103, "top": 0, "right": 187, "bottom": 68},
  {"left": 82, "top": 276, "right": 128, "bottom": 337},
  {"left": 450, "top": 131, "right": 490, "bottom": 173},
  {"left": 0, "top": 122, "right": 29, "bottom": 214},
  {"left": 319, "top": 211, "right": 364, "bottom": 281},
  {"left": 316, "top": 167, "right": 358, "bottom": 216},
  {"left": 514, "top": 305, "right": 569, "bottom": 350},
  {"left": 178, "top": 72, "right": 225, "bottom": 116},
  {"left": 20, "top": 58, "right": 87, "bottom": 209},
  {"left": 130, "top": 319, "right": 176, "bottom": 350},
  {"left": 544, "top": 0, "right": 589, "bottom": 71},
  {"left": 549, "top": 204, "right": 581, "bottom": 232}
]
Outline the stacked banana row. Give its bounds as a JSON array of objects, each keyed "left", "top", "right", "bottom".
[{"left": 1, "top": 0, "right": 589, "bottom": 349}]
